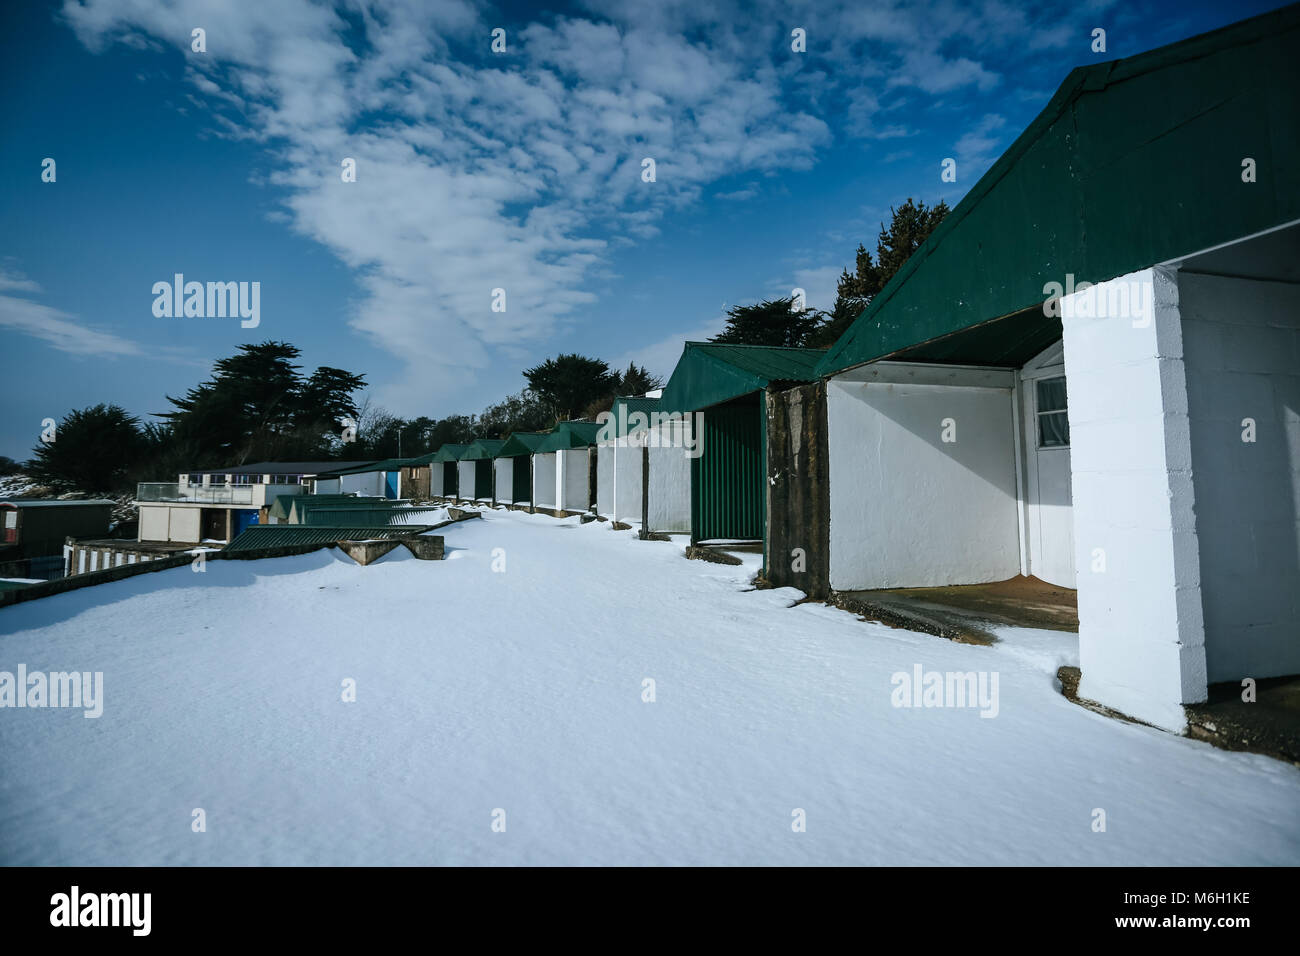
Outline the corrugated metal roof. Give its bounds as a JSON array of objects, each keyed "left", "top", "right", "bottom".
[
  {"left": 194, "top": 461, "right": 372, "bottom": 476},
  {"left": 461, "top": 439, "right": 508, "bottom": 461},
  {"left": 224, "top": 525, "right": 433, "bottom": 552},
  {"left": 661, "top": 342, "right": 823, "bottom": 412},
  {"left": 818, "top": 4, "right": 1300, "bottom": 375},
  {"left": 498, "top": 432, "right": 549, "bottom": 457},
  {"left": 302, "top": 506, "right": 446, "bottom": 526},
  {"left": 314, "top": 458, "right": 412, "bottom": 477},
  {"left": 535, "top": 421, "right": 603, "bottom": 452},
  {"left": 603, "top": 396, "right": 668, "bottom": 438},
  {"left": 428, "top": 444, "right": 472, "bottom": 462},
  {"left": 286, "top": 495, "right": 392, "bottom": 523}
]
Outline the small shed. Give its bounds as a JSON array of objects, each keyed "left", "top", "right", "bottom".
[
  {"left": 0, "top": 498, "right": 116, "bottom": 573},
  {"left": 313, "top": 458, "right": 410, "bottom": 499},
  {"left": 458, "top": 439, "right": 507, "bottom": 504},
  {"left": 661, "top": 342, "right": 822, "bottom": 545},
  {"left": 427, "top": 444, "right": 470, "bottom": 498},
  {"left": 533, "top": 422, "right": 602, "bottom": 514},
  {"left": 495, "top": 432, "right": 549, "bottom": 508}
]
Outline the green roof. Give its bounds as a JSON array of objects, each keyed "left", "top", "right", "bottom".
[
  {"left": 302, "top": 506, "right": 447, "bottom": 527},
  {"left": 498, "top": 432, "right": 549, "bottom": 457},
  {"left": 461, "top": 439, "right": 508, "bottom": 461},
  {"left": 535, "top": 421, "right": 604, "bottom": 452},
  {"left": 315, "top": 458, "right": 412, "bottom": 477},
  {"left": 428, "top": 444, "right": 472, "bottom": 463},
  {"left": 602, "top": 396, "right": 667, "bottom": 438},
  {"left": 661, "top": 343, "right": 823, "bottom": 412},
  {"left": 286, "top": 494, "right": 391, "bottom": 523},
  {"left": 224, "top": 525, "right": 433, "bottom": 553},
  {"left": 818, "top": 4, "right": 1300, "bottom": 375}
]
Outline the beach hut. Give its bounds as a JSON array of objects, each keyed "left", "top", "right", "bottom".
[
  {"left": 532, "top": 422, "right": 603, "bottom": 515},
  {"left": 458, "top": 439, "right": 507, "bottom": 504},
  {"left": 495, "top": 432, "right": 549, "bottom": 508}
]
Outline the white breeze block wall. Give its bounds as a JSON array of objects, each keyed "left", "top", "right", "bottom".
[
  {"left": 1062, "top": 266, "right": 1207, "bottom": 732},
  {"left": 1179, "top": 271, "right": 1300, "bottom": 683},
  {"left": 314, "top": 478, "right": 341, "bottom": 494},
  {"left": 596, "top": 443, "right": 615, "bottom": 517},
  {"left": 533, "top": 453, "right": 556, "bottom": 508},
  {"left": 560, "top": 448, "right": 589, "bottom": 512},
  {"left": 826, "top": 377, "right": 1020, "bottom": 590},
  {"left": 615, "top": 439, "right": 644, "bottom": 523},
  {"left": 494, "top": 458, "right": 514, "bottom": 504},
  {"left": 456, "top": 461, "right": 475, "bottom": 500},
  {"left": 647, "top": 421, "right": 691, "bottom": 532}
]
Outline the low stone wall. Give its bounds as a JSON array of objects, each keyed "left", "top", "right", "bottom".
[{"left": 0, "top": 534, "right": 446, "bottom": 610}]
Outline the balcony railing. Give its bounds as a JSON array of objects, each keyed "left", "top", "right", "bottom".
[{"left": 136, "top": 482, "right": 254, "bottom": 505}]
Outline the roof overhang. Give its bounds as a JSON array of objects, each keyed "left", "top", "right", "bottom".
[{"left": 818, "top": 4, "right": 1300, "bottom": 377}]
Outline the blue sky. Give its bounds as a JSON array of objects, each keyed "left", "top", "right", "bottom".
[{"left": 0, "top": 0, "right": 1285, "bottom": 460}]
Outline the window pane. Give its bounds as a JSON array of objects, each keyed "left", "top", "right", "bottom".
[
  {"left": 1039, "top": 411, "right": 1070, "bottom": 447},
  {"left": 1036, "top": 376, "right": 1068, "bottom": 413}
]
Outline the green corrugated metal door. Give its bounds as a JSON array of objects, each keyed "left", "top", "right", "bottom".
[
  {"left": 692, "top": 396, "right": 764, "bottom": 542},
  {"left": 512, "top": 456, "right": 530, "bottom": 504},
  {"left": 475, "top": 460, "right": 493, "bottom": 499}
]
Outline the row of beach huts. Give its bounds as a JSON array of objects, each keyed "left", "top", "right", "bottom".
[{"left": 21, "top": 10, "right": 1300, "bottom": 736}]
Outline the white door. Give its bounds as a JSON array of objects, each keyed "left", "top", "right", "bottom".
[{"left": 1021, "top": 354, "right": 1076, "bottom": 588}]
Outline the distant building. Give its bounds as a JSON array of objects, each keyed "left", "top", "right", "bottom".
[
  {"left": 135, "top": 462, "right": 372, "bottom": 543},
  {"left": 0, "top": 498, "right": 115, "bottom": 579}
]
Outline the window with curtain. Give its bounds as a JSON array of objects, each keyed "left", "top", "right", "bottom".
[{"left": 1036, "top": 376, "right": 1069, "bottom": 448}]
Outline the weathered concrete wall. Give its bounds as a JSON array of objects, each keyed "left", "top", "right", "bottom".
[
  {"left": 765, "top": 383, "right": 830, "bottom": 598},
  {"left": 1062, "top": 266, "right": 1207, "bottom": 732},
  {"left": 1180, "top": 270, "right": 1300, "bottom": 683},
  {"left": 402, "top": 535, "right": 445, "bottom": 560},
  {"left": 338, "top": 539, "right": 402, "bottom": 565},
  {"left": 400, "top": 465, "right": 431, "bottom": 499}
]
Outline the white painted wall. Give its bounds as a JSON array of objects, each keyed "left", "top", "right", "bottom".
[
  {"left": 559, "top": 448, "right": 589, "bottom": 512},
  {"left": 430, "top": 464, "right": 445, "bottom": 497},
  {"left": 826, "top": 368, "right": 1021, "bottom": 591},
  {"left": 170, "top": 507, "right": 200, "bottom": 543},
  {"left": 495, "top": 458, "right": 514, "bottom": 504},
  {"left": 1062, "top": 266, "right": 1207, "bottom": 732},
  {"left": 596, "top": 439, "right": 645, "bottom": 522},
  {"left": 139, "top": 505, "right": 169, "bottom": 542},
  {"left": 533, "top": 453, "right": 557, "bottom": 508},
  {"left": 647, "top": 420, "right": 692, "bottom": 532},
  {"left": 1179, "top": 270, "right": 1300, "bottom": 683},
  {"left": 456, "top": 460, "right": 476, "bottom": 501},
  {"left": 596, "top": 444, "right": 614, "bottom": 516}
]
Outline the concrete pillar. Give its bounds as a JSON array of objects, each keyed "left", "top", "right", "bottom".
[{"left": 1061, "top": 265, "right": 1207, "bottom": 731}]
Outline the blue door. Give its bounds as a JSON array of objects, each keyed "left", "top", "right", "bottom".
[
  {"left": 233, "top": 509, "right": 258, "bottom": 535},
  {"left": 385, "top": 471, "right": 398, "bottom": 499}
]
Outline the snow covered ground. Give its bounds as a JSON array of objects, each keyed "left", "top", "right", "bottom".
[{"left": 1, "top": 508, "right": 1297, "bottom": 865}]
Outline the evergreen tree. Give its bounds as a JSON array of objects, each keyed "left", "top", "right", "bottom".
[
  {"left": 709, "top": 297, "right": 824, "bottom": 348},
  {"left": 812, "top": 198, "right": 950, "bottom": 348},
  {"left": 523, "top": 354, "right": 620, "bottom": 421},
  {"left": 28, "top": 404, "right": 149, "bottom": 493}
]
